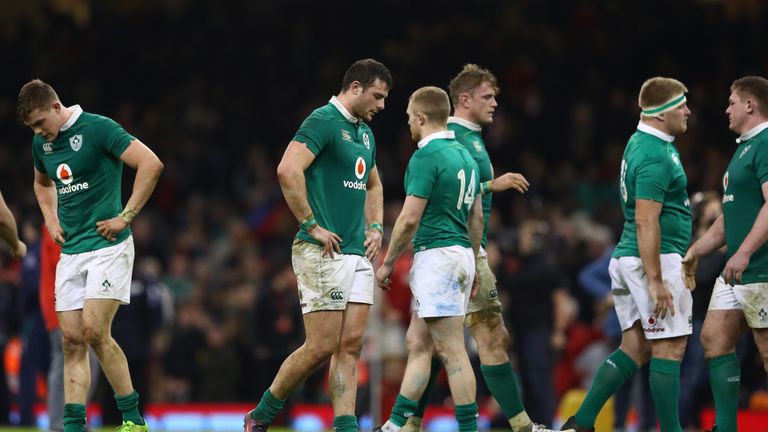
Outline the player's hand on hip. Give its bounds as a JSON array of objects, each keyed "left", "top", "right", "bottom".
[
  {"left": 10, "top": 240, "right": 27, "bottom": 259},
  {"left": 364, "top": 229, "right": 383, "bottom": 262},
  {"left": 46, "top": 221, "right": 66, "bottom": 246},
  {"left": 649, "top": 279, "right": 675, "bottom": 319},
  {"left": 681, "top": 249, "right": 699, "bottom": 291},
  {"left": 496, "top": 172, "right": 530, "bottom": 194},
  {"left": 96, "top": 216, "right": 129, "bottom": 242},
  {"left": 376, "top": 264, "right": 393, "bottom": 291},
  {"left": 723, "top": 250, "right": 750, "bottom": 286},
  {"left": 308, "top": 225, "right": 342, "bottom": 258}
]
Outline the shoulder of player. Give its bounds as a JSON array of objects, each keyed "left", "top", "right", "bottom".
[{"left": 73, "top": 111, "right": 120, "bottom": 130}]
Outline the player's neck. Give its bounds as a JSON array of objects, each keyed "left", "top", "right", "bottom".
[
  {"left": 58, "top": 105, "right": 76, "bottom": 129},
  {"left": 453, "top": 111, "right": 481, "bottom": 128},
  {"left": 335, "top": 93, "right": 358, "bottom": 118},
  {"left": 641, "top": 118, "right": 673, "bottom": 136},
  {"left": 419, "top": 124, "right": 447, "bottom": 139},
  {"left": 739, "top": 116, "right": 768, "bottom": 136}
]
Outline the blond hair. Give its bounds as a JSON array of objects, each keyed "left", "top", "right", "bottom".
[
  {"left": 638, "top": 77, "right": 688, "bottom": 115},
  {"left": 448, "top": 64, "right": 499, "bottom": 106},
  {"left": 409, "top": 86, "right": 450, "bottom": 125}
]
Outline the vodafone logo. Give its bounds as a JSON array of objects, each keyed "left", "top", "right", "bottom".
[
  {"left": 723, "top": 171, "right": 729, "bottom": 192},
  {"left": 355, "top": 157, "right": 366, "bottom": 180},
  {"left": 57, "top": 163, "right": 74, "bottom": 185}
]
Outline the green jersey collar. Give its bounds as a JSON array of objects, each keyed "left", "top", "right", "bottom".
[
  {"left": 418, "top": 130, "right": 455, "bottom": 149},
  {"left": 637, "top": 121, "right": 674, "bottom": 143},
  {"left": 447, "top": 116, "right": 481, "bottom": 132},
  {"left": 329, "top": 96, "right": 359, "bottom": 124},
  {"left": 736, "top": 121, "right": 768, "bottom": 144},
  {"left": 60, "top": 105, "right": 83, "bottom": 132}
]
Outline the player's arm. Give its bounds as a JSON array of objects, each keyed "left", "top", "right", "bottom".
[
  {"left": 376, "top": 196, "right": 426, "bottom": 290},
  {"left": 277, "top": 140, "right": 341, "bottom": 257},
  {"left": 364, "top": 166, "right": 384, "bottom": 261},
  {"left": 34, "top": 168, "right": 65, "bottom": 246},
  {"left": 0, "top": 191, "right": 26, "bottom": 259},
  {"left": 636, "top": 198, "right": 674, "bottom": 318},
  {"left": 723, "top": 182, "right": 768, "bottom": 285},
  {"left": 681, "top": 215, "right": 725, "bottom": 289},
  {"left": 481, "top": 164, "right": 529, "bottom": 195},
  {"left": 119, "top": 139, "right": 164, "bottom": 216},
  {"left": 96, "top": 139, "right": 164, "bottom": 241},
  {"left": 467, "top": 197, "right": 483, "bottom": 259}
]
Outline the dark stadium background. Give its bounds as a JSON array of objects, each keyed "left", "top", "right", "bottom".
[{"left": 0, "top": 0, "right": 767, "bottom": 430}]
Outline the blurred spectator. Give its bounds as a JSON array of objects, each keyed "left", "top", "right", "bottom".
[{"left": 499, "top": 219, "right": 572, "bottom": 426}]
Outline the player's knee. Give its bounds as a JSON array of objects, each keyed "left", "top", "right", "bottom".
[
  {"left": 60, "top": 328, "right": 87, "bottom": 350},
  {"left": 339, "top": 330, "right": 365, "bottom": 357},
  {"left": 82, "top": 322, "right": 108, "bottom": 347},
  {"left": 406, "top": 330, "right": 432, "bottom": 356},
  {"left": 700, "top": 326, "right": 732, "bottom": 357},
  {"left": 304, "top": 339, "right": 336, "bottom": 364}
]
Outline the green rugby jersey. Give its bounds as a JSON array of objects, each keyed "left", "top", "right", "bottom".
[
  {"left": 721, "top": 123, "right": 768, "bottom": 283},
  {"left": 448, "top": 117, "right": 492, "bottom": 248},
  {"left": 292, "top": 97, "right": 376, "bottom": 256},
  {"left": 613, "top": 123, "right": 691, "bottom": 258},
  {"left": 405, "top": 130, "right": 480, "bottom": 252},
  {"left": 32, "top": 106, "right": 134, "bottom": 254}
]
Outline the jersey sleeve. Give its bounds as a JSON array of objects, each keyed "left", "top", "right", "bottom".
[
  {"left": 96, "top": 117, "right": 135, "bottom": 157},
  {"left": 293, "top": 115, "right": 331, "bottom": 156},
  {"left": 405, "top": 155, "right": 435, "bottom": 199},
  {"left": 32, "top": 137, "right": 45, "bottom": 172},
  {"left": 634, "top": 156, "right": 672, "bottom": 202},
  {"left": 754, "top": 140, "right": 768, "bottom": 185}
]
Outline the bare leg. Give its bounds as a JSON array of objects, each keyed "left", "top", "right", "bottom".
[{"left": 329, "top": 303, "right": 370, "bottom": 416}]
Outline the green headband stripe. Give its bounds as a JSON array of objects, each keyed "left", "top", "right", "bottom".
[{"left": 642, "top": 94, "right": 686, "bottom": 115}]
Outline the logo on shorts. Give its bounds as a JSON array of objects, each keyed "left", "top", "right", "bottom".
[
  {"left": 69, "top": 134, "right": 83, "bottom": 151},
  {"left": 647, "top": 315, "right": 657, "bottom": 327},
  {"left": 362, "top": 132, "right": 370, "bottom": 149},
  {"left": 354, "top": 157, "right": 366, "bottom": 180},
  {"left": 101, "top": 279, "right": 112, "bottom": 293},
  {"left": 330, "top": 290, "right": 344, "bottom": 301},
  {"left": 644, "top": 314, "right": 666, "bottom": 333},
  {"left": 489, "top": 288, "right": 498, "bottom": 299},
  {"left": 759, "top": 308, "right": 767, "bottom": 321}
]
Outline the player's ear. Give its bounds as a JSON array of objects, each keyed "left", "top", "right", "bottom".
[
  {"left": 745, "top": 98, "right": 754, "bottom": 114},
  {"left": 351, "top": 81, "right": 361, "bottom": 96}
]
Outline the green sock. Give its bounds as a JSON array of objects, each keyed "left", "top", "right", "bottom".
[
  {"left": 63, "top": 403, "right": 86, "bottom": 432},
  {"left": 250, "top": 389, "right": 285, "bottom": 423},
  {"left": 649, "top": 358, "right": 682, "bottom": 432},
  {"left": 413, "top": 356, "right": 442, "bottom": 418},
  {"left": 389, "top": 394, "right": 419, "bottom": 427},
  {"left": 708, "top": 353, "right": 740, "bottom": 432},
  {"left": 333, "top": 415, "right": 358, "bottom": 432},
  {"left": 481, "top": 361, "right": 525, "bottom": 419},
  {"left": 455, "top": 402, "right": 478, "bottom": 432},
  {"left": 115, "top": 391, "right": 144, "bottom": 425},
  {"left": 574, "top": 349, "right": 637, "bottom": 428}
]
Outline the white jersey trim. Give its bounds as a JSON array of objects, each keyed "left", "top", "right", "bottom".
[
  {"left": 736, "top": 121, "right": 768, "bottom": 144},
  {"left": 448, "top": 116, "right": 482, "bottom": 132},
  {"left": 637, "top": 121, "right": 674, "bottom": 143},
  {"left": 418, "top": 130, "right": 456, "bottom": 149},
  {"left": 329, "top": 96, "right": 359, "bottom": 124},
  {"left": 60, "top": 105, "right": 83, "bottom": 132}
]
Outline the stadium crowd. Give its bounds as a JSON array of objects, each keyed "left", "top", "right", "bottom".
[{"left": 0, "top": 0, "right": 767, "bottom": 429}]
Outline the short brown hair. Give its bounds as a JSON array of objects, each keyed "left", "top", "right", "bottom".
[
  {"left": 17, "top": 79, "right": 59, "bottom": 123},
  {"left": 448, "top": 64, "right": 499, "bottom": 106},
  {"left": 638, "top": 77, "right": 688, "bottom": 111},
  {"left": 409, "top": 86, "right": 450, "bottom": 125},
  {"left": 731, "top": 76, "right": 768, "bottom": 117}
]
